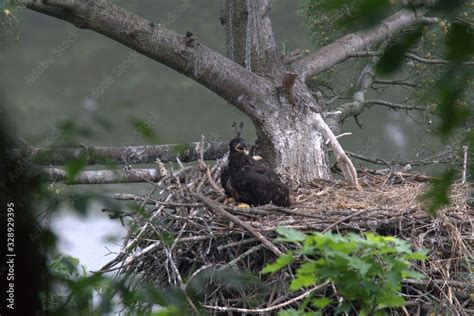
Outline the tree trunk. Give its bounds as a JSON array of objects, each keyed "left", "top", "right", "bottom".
[
  {"left": 221, "top": 0, "right": 332, "bottom": 182},
  {"left": 254, "top": 111, "right": 331, "bottom": 183}
]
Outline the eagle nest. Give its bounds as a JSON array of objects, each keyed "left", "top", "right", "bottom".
[{"left": 104, "top": 156, "right": 472, "bottom": 315}]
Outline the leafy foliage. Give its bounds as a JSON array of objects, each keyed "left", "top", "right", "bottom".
[
  {"left": 130, "top": 117, "right": 159, "bottom": 142},
  {"left": 376, "top": 26, "right": 424, "bottom": 75},
  {"left": 263, "top": 229, "right": 427, "bottom": 315},
  {"left": 46, "top": 254, "right": 198, "bottom": 315}
]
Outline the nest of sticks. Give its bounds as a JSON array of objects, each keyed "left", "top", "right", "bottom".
[{"left": 104, "top": 153, "right": 472, "bottom": 315}]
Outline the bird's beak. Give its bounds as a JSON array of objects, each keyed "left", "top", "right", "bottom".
[{"left": 235, "top": 144, "right": 249, "bottom": 155}]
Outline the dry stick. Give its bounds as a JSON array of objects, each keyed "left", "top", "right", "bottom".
[
  {"left": 258, "top": 205, "right": 325, "bottom": 219},
  {"left": 217, "top": 238, "right": 257, "bottom": 251},
  {"left": 461, "top": 146, "right": 468, "bottom": 185},
  {"left": 203, "top": 281, "right": 329, "bottom": 314},
  {"left": 322, "top": 208, "right": 376, "bottom": 233},
  {"left": 93, "top": 240, "right": 162, "bottom": 273},
  {"left": 195, "top": 194, "right": 282, "bottom": 256},
  {"left": 314, "top": 114, "right": 360, "bottom": 189},
  {"left": 219, "top": 244, "right": 265, "bottom": 270},
  {"left": 114, "top": 193, "right": 203, "bottom": 207},
  {"left": 99, "top": 193, "right": 173, "bottom": 271}
]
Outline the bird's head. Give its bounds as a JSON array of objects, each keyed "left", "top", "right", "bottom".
[{"left": 229, "top": 137, "right": 249, "bottom": 155}]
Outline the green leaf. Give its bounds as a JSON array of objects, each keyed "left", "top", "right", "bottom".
[
  {"left": 66, "top": 157, "right": 87, "bottom": 184},
  {"left": 434, "top": 67, "right": 471, "bottom": 137},
  {"left": 291, "top": 262, "right": 318, "bottom": 291},
  {"left": 278, "top": 309, "right": 301, "bottom": 316},
  {"left": 275, "top": 227, "right": 306, "bottom": 242},
  {"left": 377, "top": 290, "right": 406, "bottom": 308},
  {"left": 405, "top": 249, "right": 429, "bottom": 260},
  {"left": 376, "top": 26, "right": 424, "bottom": 75},
  {"left": 312, "top": 297, "right": 331, "bottom": 309},
  {"left": 171, "top": 143, "right": 190, "bottom": 157},
  {"left": 262, "top": 252, "right": 295, "bottom": 274},
  {"left": 422, "top": 169, "right": 456, "bottom": 216},
  {"left": 334, "top": 303, "right": 352, "bottom": 315},
  {"left": 402, "top": 270, "right": 425, "bottom": 280},
  {"left": 348, "top": 257, "right": 372, "bottom": 276},
  {"left": 446, "top": 21, "right": 474, "bottom": 63},
  {"left": 130, "top": 118, "right": 159, "bottom": 141}
]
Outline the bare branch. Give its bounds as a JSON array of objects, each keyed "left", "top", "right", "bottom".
[
  {"left": 11, "top": 141, "right": 227, "bottom": 165},
  {"left": 291, "top": 9, "right": 429, "bottom": 80},
  {"left": 204, "top": 282, "right": 329, "bottom": 314},
  {"left": 364, "top": 99, "right": 435, "bottom": 113},
  {"left": 350, "top": 51, "right": 474, "bottom": 65},
  {"left": 373, "top": 79, "right": 418, "bottom": 88},
  {"left": 346, "top": 150, "right": 456, "bottom": 167},
  {"left": 313, "top": 113, "right": 360, "bottom": 189},
  {"left": 461, "top": 145, "right": 468, "bottom": 184},
  {"left": 23, "top": 0, "right": 274, "bottom": 117},
  {"left": 326, "top": 56, "right": 378, "bottom": 134},
  {"left": 39, "top": 167, "right": 164, "bottom": 184},
  {"left": 195, "top": 193, "right": 282, "bottom": 256}
]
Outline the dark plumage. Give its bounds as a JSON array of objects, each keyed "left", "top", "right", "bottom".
[{"left": 220, "top": 137, "right": 290, "bottom": 207}]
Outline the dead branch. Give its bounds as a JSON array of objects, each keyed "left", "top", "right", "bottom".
[
  {"left": 195, "top": 194, "right": 282, "bottom": 256},
  {"left": 11, "top": 141, "right": 227, "bottom": 165},
  {"left": 364, "top": 100, "right": 435, "bottom": 114},
  {"left": 326, "top": 56, "right": 378, "bottom": 134},
  {"left": 314, "top": 113, "right": 360, "bottom": 189},
  {"left": 349, "top": 51, "right": 474, "bottom": 65},
  {"left": 347, "top": 150, "right": 456, "bottom": 167},
  {"left": 39, "top": 167, "right": 164, "bottom": 184},
  {"left": 203, "top": 282, "right": 330, "bottom": 314},
  {"left": 373, "top": 79, "right": 419, "bottom": 88}
]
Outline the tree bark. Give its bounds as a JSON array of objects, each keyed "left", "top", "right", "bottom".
[
  {"left": 11, "top": 141, "right": 227, "bottom": 165},
  {"left": 39, "top": 167, "right": 164, "bottom": 184}
]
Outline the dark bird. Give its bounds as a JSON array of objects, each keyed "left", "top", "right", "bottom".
[{"left": 221, "top": 137, "right": 291, "bottom": 207}]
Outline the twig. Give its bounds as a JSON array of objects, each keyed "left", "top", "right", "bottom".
[
  {"left": 195, "top": 194, "right": 282, "bottom": 256},
  {"left": 364, "top": 100, "right": 435, "bottom": 114},
  {"left": 326, "top": 132, "right": 352, "bottom": 145},
  {"left": 461, "top": 146, "right": 468, "bottom": 185},
  {"left": 349, "top": 51, "right": 474, "bottom": 65},
  {"left": 219, "top": 244, "right": 264, "bottom": 269},
  {"left": 217, "top": 238, "right": 257, "bottom": 251},
  {"left": 203, "top": 282, "right": 329, "bottom": 314},
  {"left": 322, "top": 208, "right": 372, "bottom": 233}
]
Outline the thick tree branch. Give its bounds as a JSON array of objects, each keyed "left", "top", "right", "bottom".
[
  {"left": 291, "top": 9, "right": 430, "bottom": 81},
  {"left": 23, "top": 0, "right": 274, "bottom": 118},
  {"left": 326, "top": 56, "right": 378, "bottom": 134},
  {"left": 11, "top": 141, "right": 227, "bottom": 165},
  {"left": 39, "top": 167, "right": 164, "bottom": 184}
]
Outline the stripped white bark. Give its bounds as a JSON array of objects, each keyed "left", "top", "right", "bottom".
[
  {"left": 314, "top": 114, "right": 360, "bottom": 189},
  {"left": 40, "top": 167, "right": 163, "bottom": 184}
]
